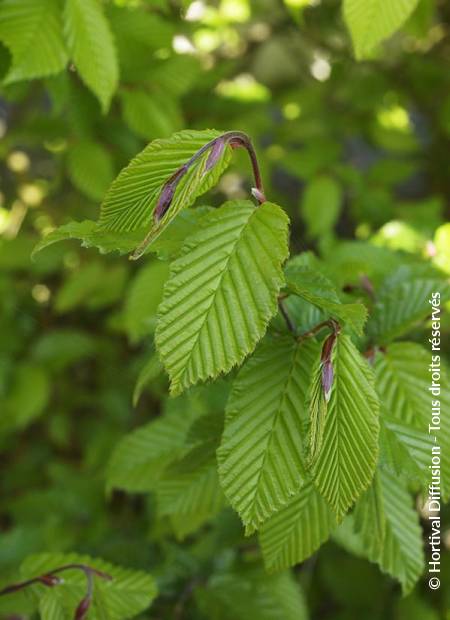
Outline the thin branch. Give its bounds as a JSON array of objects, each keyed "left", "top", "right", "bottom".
[
  {"left": 297, "top": 318, "right": 340, "bottom": 343},
  {"left": 278, "top": 298, "right": 296, "bottom": 334},
  {"left": 0, "top": 564, "right": 112, "bottom": 620}
]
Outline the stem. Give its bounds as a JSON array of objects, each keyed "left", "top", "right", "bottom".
[
  {"left": 297, "top": 319, "right": 340, "bottom": 343},
  {"left": 0, "top": 564, "right": 112, "bottom": 596},
  {"left": 278, "top": 299, "right": 296, "bottom": 334},
  {"left": 225, "top": 131, "right": 265, "bottom": 203}
]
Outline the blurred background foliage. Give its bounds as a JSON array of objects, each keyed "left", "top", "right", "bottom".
[{"left": 0, "top": 0, "right": 449, "bottom": 618}]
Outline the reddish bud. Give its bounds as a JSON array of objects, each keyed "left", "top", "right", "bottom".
[
  {"left": 321, "top": 332, "right": 336, "bottom": 364},
  {"left": 74, "top": 596, "right": 91, "bottom": 620},
  {"left": 38, "top": 574, "right": 62, "bottom": 588},
  {"left": 205, "top": 138, "right": 226, "bottom": 173},
  {"left": 153, "top": 165, "right": 188, "bottom": 222},
  {"left": 251, "top": 187, "right": 266, "bottom": 203},
  {"left": 321, "top": 360, "right": 334, "bottom": 403},
  {"left": 153, "top": 183, "right": 176, "bottom": 222}
]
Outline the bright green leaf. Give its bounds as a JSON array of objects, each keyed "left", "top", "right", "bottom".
[
  {"left": 260, "top": 481, "right": 336, "bottom": 571},
  {"left": 0, "top": 0, "right": 67, "bottom": 83},
  {"left": 64, "top": 0, "right": 119, "bottom": 112},
  {"left": 218, "top": 336, "right": 318, "bottom": 531},
  {"left": 156, "top": 200, "right": 290, "bottom": 395},
  {"left": 343, "top": 0, "right": 420, "bottom": 59}
]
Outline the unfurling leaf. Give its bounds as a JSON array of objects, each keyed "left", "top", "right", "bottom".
[{"left": 309, "top": 334, "right": 379, "bottom": 518}]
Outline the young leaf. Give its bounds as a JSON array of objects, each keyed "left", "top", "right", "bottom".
[
  {"left": 285, "top": 263, "right": 367, "bottom": 335},
  {"left": 374, "top": 342, "right": 450, "bottom": 500},
  {"left": 218, "top": 336, "right": 318, "bottom": 531},
  {"left": 343, "top": 0, "right": 420, "bottom": 59},
  {"left": 64, "top": 0, "right": 119, "bottom": 112},
  {"left": 353, "top": 469, "right": 424, "bottom": 594},
  {"left": 309, "top": 334, "right": 379, "bottom": 518},
  {"left": 98, "top": 130, "right": 232, "bottom": 238},
  {"left": 20, "top": 552, "right": 156, "bottom": 620},
  {"left": 0, "top": 0, "right": 67, "bottom": 83},
  {"left": 260, "top": 481, "right": 336, "bottom": 572},
  {"left": 307, "top": 342, "right": 334, "bottom": 463},
  {"left": 156, "top": 200, "right": 289, "bottom": 396}
]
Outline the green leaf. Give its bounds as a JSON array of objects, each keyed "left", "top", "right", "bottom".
[
  {"left": 106, "top": 403, "right": 198, "bottom": 493},
  {"left": 31, "top": 219, "right": 146, "bottom": 259},
  {"left": 20, "top": 552, "right": 156, "bottom": 620},
  {"left": 343, "top": 0, "right": 420, "bottom": 59},
  {"left": 64, "top": 0, "right": 119, "bottom": 112},
  {"left": 98, "top": 130, "right": 231, "bottom": 240},
  {"left": 31, "top": 329, "right": 96, "bottom": 372},
  {"left": 285, "top": 263, "right": 367, "bottom": 335},
  {"left": 0, "top": 0, "right": 67, "bottom": 83},
  {"left": 218, "top": 335, "right": 317, "bottom": 531},
  {"left": 374, "top": 342, "right": 450, "bottom": 500},
  {"left": 260, "top": 481, "right": 336, "bottom": 571},
  {"left": 307, "top": 352, "right": 329, "bottom": 463},
  {"left": 368, "top": 269, "right": 450, "bottom": 343},
  {"left": 197, "top": 568, "right": 308, "bottom": 620},
  {"left": 149, "top": 55, "right": 201, "bottom": 97},
  {"left": 121, "top": 89, "right": 181, "bottom": 140},
  {"left": 353, "top": 469, "right": 424, "bottom": 594},
  {"left": 380, "top": 415, "right": 435, "bottom": 484},
  {"left": 156, "top": 200, "right": 290, "bottom": 395},
  {"left": 124, "top": 260, "right": 170, "bottom": 343},
  {"left": 0, "top": 364, "right": 50, "bottom": 433},
  {"left": 67, "top": 140, "right": 115, "bottom": 202},
  {"left": 309, "top": 334, "right": 379, "bottom": 518},
  {"left": 54, "top": 261, "right": 104, "bottom": 314},
  {"left": 300, "top": 175, "right": 342, "bottom": 239},
  {"left": 133, "top": 353, "right": 163, "bottom": 406},
  {"left": 32, "top": 210, "right": 213, "bottom": 260},
  {"left": 156, "top": 413, "right": 224, "bottom": 539}
]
